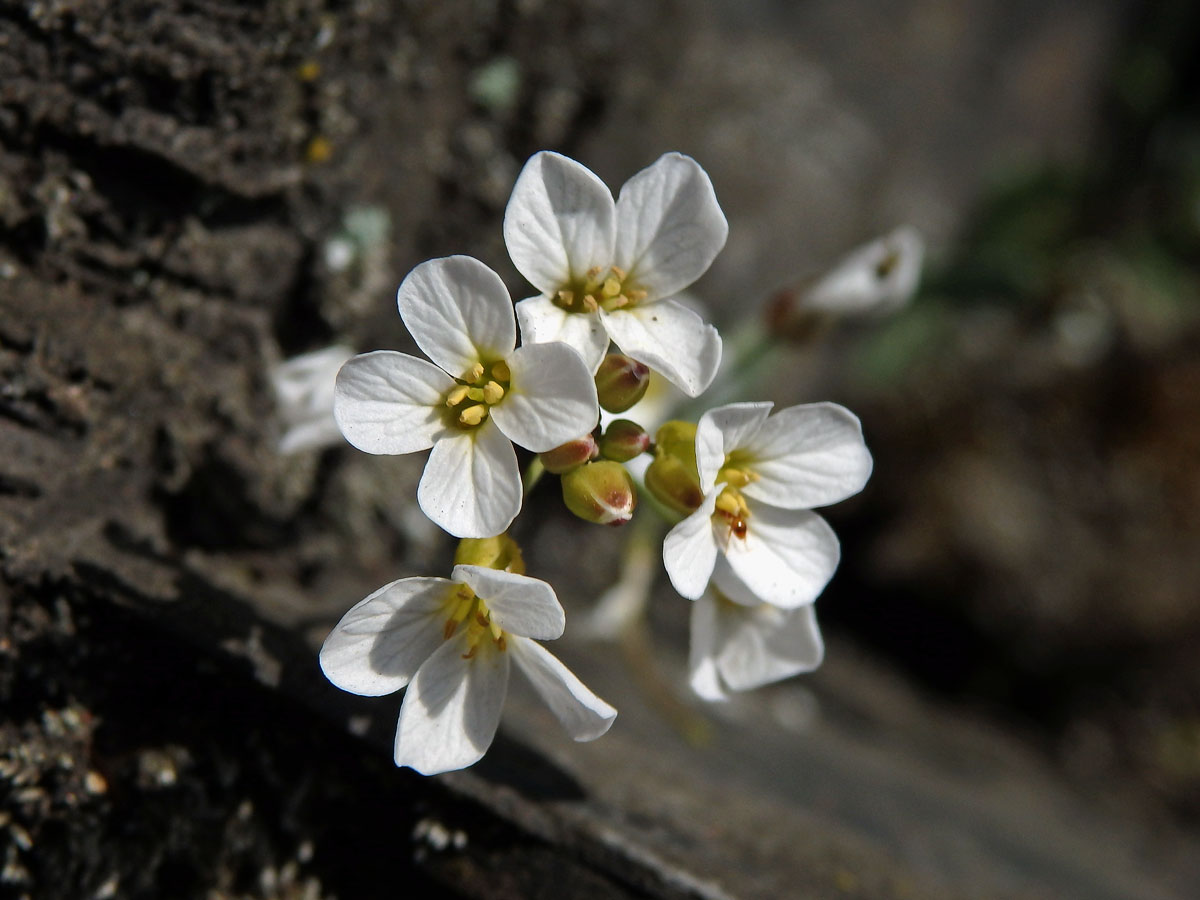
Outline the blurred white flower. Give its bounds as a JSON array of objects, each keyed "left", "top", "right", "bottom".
[
  {"left": 271, "top": 344, "right": 355, "bottom": 454},
  {"left": 689, "top": 590, "right": 824, "bottom": 701},
  {"left": 797, "top": 226, "right": 924, "bottom": 317},
  {"left": 320, "top": 565, "right": 616, "bottom": 775},
  {"left": 663, "top": 401, "right": 872, "bottom": 607},
  {"left": 334, "top": 255, "right": 598, "bottom": 538},
  {"left": 504, "top": 151, "right": 727, "bottom": 397}
]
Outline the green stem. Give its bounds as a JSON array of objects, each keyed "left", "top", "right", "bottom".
[{"left": 522, "top": 455, "right": 545, "bottom": 497}]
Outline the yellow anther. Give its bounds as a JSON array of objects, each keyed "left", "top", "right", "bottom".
[
  {"left": 721, "top": 467, "right": 757, "bottom": 488},
  {"left": 601, "top": 277, "right": 622, "bottom": 298},
  {"left": 445, "top": 384, "right": 470, "bottom": 407},
  {"left": 462, "top": 645, "right": 478, "bottom": 660},
  {"left": 611, "top": 265, "right": 627, "bottom": 280},
  {"left": 465, "top": 362, "right": 485, "bottom": 383},
  {"left": 626, "top": 288, "right": 648, "bottom": 302},
  {"left": 458, "top": 404, "right": 488, "bottom": 426},
  {"left": 581, "top": 295, "right": 600, "bottom": 313},
  {"left": 586, "top": 266, "right": 602, "bottom": 279},
  {"left": 482, "top": 381, "right": 505, "bottom": 404},
  {"left": 466, "top": 386, "right": 486, "bottom": 402},
  {"left": 557, "top": 289, "right": 575, "bottom": 305},
  {"left": 443, "top": 618, "right": 458, "bottom": 640},
  {"left": 715, "top": 491, "right": 741, "bottom": 517},
  {"left": 474, "top": 609, "right": 490, "bottom": 628},
  {"left": 490, "top": 360, "right": 510, "bottom": 381},
  {"left": 489, "top": 620, "right": 504, "bottom": 643},
  {"left": 603, "top": 294, "right": 629, "bottom": 310},
  {"left": 496, "top": 634, "right": 507, "bottom": 652}
]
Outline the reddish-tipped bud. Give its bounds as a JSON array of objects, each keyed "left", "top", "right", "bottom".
[
  {"left": 561, "top": 461, "right": 637, "bottom": 526},
  {"left": 539, "top": 434, "right": 599, "bottom": 474},
  {"left": 594, "top": 353, "right": 651, "bottom": 413},
  {"left": 597, "top": 419, "right": 650, "bottom": 462}
]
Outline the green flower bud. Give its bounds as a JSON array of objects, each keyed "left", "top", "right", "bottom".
[
  {"left": 561, "top": 461, "right": 637, "bottom": 526},
  {"left": 539, "top": 434, "right": 599, "bottom": 474},
  {"left": 643, "top": 420, "right": 704, "bottom": 516},
  {"left": 454, "top": 534, "right": 525, "bottom": 574},
  {"left": 594, "top": 353, "right": 651, "bottom": 413},
  {"left": 597, "top": 419, "right": 650, "bottom": 463}
]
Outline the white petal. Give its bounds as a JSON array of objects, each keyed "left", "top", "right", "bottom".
[
  {"left": 613, "top": 153, "right": 728, "bottom": 300},
  {"left": 503, "top": 152, "right": 616, "bottom": 294},
  {"left": 508, "top": 636, "right": 617, "bottom": 741},
  {"left": 800, "top": 226, "right": 925, "bottom": 317},
  {"left": 688, "top": 593, "right": 728, "bottom": 701},
  {"left": 273, "top": 345, "right": 355, "bottom": 453},
  {"left": 721, "top": 502, "right": 841, "bottom": 608},
  {"left": 515, "top": 295, "right": 610, "bottom": 373},
  {"left": 491, "top": 342, "right": 599, "bottom": 453},
  {"left": 418, "top": 421, "right": 521, "bottom": 538},
  {"left": 600, "top": 299, "right": 721, "bottom": 397},
  {"left": 716, "top": 602, "right": 825, "bottom": 692},
  {"left": 394, "top": 636, "right": 510, "bottom": 774},
  {"left": 334, "top": 351, "right": 453, "bottom": 455},
  {"left": 740, "top": 403, "right": 873, "bottom": 509},
  {"left": 452, "top": 565, "right": 565, "bottom": 640},
  {"left": 662, "top": 488, "right": 722, "bottom": 600},
  {"left": 397, "top": 256, "right": 517, "bottom": 377},
  {"left": 709, "top": 555, "right": 764, "bottom": 607},
  {"left": 319, "top": 578, "right": 453, "bottom": 696},
  {"left": 695, "top": 402, "right": 773, "bottom": 492}
]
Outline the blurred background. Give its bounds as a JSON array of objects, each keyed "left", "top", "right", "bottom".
[{"left": 1, "top": 0, "right": 1198, "bottom": 898}]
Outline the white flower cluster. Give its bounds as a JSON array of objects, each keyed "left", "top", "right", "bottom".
[{"left": 296, "top": 150, "right": 922, "bottom": 774}]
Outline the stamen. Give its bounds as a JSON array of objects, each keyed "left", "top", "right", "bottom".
[
  {"left": 610, "top": 265, "right": 627, "bottom": 280},
  {"left": 601, "top": 277, "right": 622, "bottom": 299},
  {"left": 482, "top": 381, "right": 505, "bottom": 404},
  {"left": 626, "top": 288, "right": 648, "bottom": 302},
  {"left": 581, "top": 295, "right": 600, "bottom": 313},
  {"left": 461, "top": 645, "right": 478, "bottom": 660},
  {"left": 557, "top": 289, "right": 575, "bottom": 307},
  {"left": 445, "top": 384, "right": 470, "bottom": 407},
  {"left": 490, "top": 361, "right": 510, "bottom": 381},
  {"left": 466, "top": 386, "right": 486, "bottom": 402},
  {"left": 465, "top": 362, "right": 485, "bottom": 383},
  {"left": 458, "top": 404, "right": 488, "bottom": 426}
]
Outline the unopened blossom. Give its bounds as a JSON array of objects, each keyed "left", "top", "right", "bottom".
[
  {"left": 689, "top": 589, "right": 824, "bottom": 701},
  {"left": 334, "top": 255, "right": 598, "bottom": 538},
  {"left": 504, "top": 151, "right": 727, "bottom": 397},
  {"left": 770, "top": 227, "right": 924, "bottom": 334},
  {"left": 271, "top": 345, "right": 354, "bottom": 454},
  {"left": 320, "top": 564, "right": 617, "bottom": 775},
  {"left": 663, "top": 402, "right": 872, "bottom": 608}
]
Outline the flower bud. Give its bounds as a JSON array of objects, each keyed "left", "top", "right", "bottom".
[
  {"left": 539, "top": 433, "right": 599, "bottom": 474},
  {"left": 643, "top": 420, "right": 704, "bottom": 516},
  {"left": 594, "top": 353, "right": 651, "bottom": 413},
  {"left": 561, "top": 461, "right": 637, "bottom": 526},
  {"left": 597, "top": 419, "right": 650, "bottom": 462},
  {"left": 454, "top": 534, "right": 525, "bottom": 574}
]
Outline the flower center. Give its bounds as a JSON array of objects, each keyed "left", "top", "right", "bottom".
[
  {"left": 443, "top": 360, "right": 510, "bottom": 430},
  {"left": 713, "top": 486, "right": 750, "bottom": 542},
  {"left": 443, "top": 585, "right": 507, "bottom": 658},
  {"left": 554, "top": 265, "right": 648, "bottom": 314}
]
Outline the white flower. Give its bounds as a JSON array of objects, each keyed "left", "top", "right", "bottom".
[
  {"left": 797, "top": 226, "right": 924, "bottom": 317},
  {"left": 320, "top": 564, "right": 617, "bottom": 775},
  {"left": 503, "top": 151, "right": 727, "bottom": 397},
  {"left": 334, "top": 255, "right": 599, "bottom": 538},
  {"left": 663, "top": 402, "right": 872, "bottom": 608},
  {"left": 271, "top": 345, "right": 355, "bottom": 454},
  {"left": 689, "top": 589, "right": 824, "bottom": 701}
]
